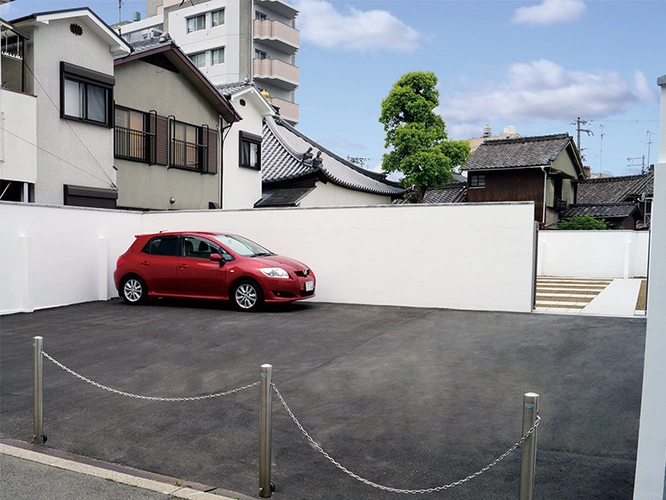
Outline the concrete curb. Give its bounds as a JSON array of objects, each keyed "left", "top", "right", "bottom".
[{"left": 0, "top": 441, "right": 246, "bottom": 500}]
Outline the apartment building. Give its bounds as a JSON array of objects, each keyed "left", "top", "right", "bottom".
[{"left": 118, "top": 0, "right": 299, "bottom": 124}]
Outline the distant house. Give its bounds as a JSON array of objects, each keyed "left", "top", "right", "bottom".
[
  {"left": 113, "top": 37, "right": 241, "bottom": 210},
  {"left": 560, "top": 170, "right": 654, "bottom": 229},
  {"left": 256, "top": 115, "right": 405, "bottom": 207},
  {"left": 216, "top": 81, "right": 275, "bottom": 209},
  {"left": 1, "top": 9, "right": 131, "bottom": 207},
  {"left": 462, "top": 134, "right": 586, "bottom": 226}
]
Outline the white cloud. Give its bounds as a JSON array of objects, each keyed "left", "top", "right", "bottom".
[
  {"left": 439, "top": 60, "right": 652, "bottom": 136},
  {"left": 294, "top": 0, "right": 423, "bottom": 53},
  {"left": 512, "top": 0, "right": 586, "bottom": 26}
]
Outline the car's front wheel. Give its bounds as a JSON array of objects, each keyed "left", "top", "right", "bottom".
[
  {"left": 231, "top": 279, "right": 264, "bottom": 312},
  {"left": 120, "top": 276, "right": 147, "bottom": 305}
]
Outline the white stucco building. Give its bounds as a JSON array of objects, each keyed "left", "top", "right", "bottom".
[
  {"left": 118, "top": 0, "right": 300, "bottom": 124},
  {"left": 1, "top": 9, "right": 131, "bottom": 207}
]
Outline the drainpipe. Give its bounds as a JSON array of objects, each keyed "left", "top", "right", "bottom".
[{"left": 219, "top": 115, "right": 233, "bottom": 209}]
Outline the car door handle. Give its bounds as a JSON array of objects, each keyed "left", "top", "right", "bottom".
[
  {"left": 179, "top": 264, "right": 189, "bottom": 269},
  {"left": 140, "top": 261, "right": 150, "bottom": 266}
]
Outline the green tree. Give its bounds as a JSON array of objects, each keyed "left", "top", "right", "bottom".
[
  {"left": 379, "top": 71, "right": 470, "bottom": 202},
  {"left": 558, "top": 215, "right": 608, "bottom": 230}
]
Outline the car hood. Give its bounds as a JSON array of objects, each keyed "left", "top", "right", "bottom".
[{"left": 251, "top": 255, "right": 311, "bottom": 272}]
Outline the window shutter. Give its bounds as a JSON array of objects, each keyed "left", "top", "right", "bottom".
[
  {"left": 155, "top": 115, "right": 168, "bottom": 166},
  {"left": 206, "top": 128, "right": 218, "bottom": 174}
]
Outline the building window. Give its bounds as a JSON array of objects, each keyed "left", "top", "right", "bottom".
[
  {"left": 189, "top": 51, "right": 206, "bottom": 68},
  {"left": 114, "top": 106, "right": 155, "bottom": 163},
  {"left": 240, "top": 131, "right": 261, "bottom": 170},
  {"left": 470, "top": 174, "right": 486, "bottom": 188},
  {"left": 212, "top": 9, "right": 225, "bottom": 26},
  {"left": 255, "top": 11, "right": 267, "bottom": 21},
  {"left": 254, "top": 49, "right": 267, "bottom": 60},
  {"left": 60, "top": 62, "right": 114, "bottom": 127},
  {"left": 187, "top": 14, "right": 205, "bottom": 33},
  {"left": 212, "top": 47, "right": 225, "bottom": 65}
]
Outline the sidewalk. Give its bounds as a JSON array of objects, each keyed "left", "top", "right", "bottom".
[{"left": 0, "top": 440, "right": 251, "bottom": 500}]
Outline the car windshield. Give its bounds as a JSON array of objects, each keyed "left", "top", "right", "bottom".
[{"left": 211, "top": 234, "right": 275, "bottom": 257}]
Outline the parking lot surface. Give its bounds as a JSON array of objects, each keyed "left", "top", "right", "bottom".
[{"left": 1, "top": 299, "right": 646, "bottom": 499}]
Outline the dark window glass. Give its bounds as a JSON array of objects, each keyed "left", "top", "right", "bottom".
[
  {"left": 470, "top": 174, "right": 486, "bottom": 188},
  {"left": 240, "top": 132, "right": 261, "bottom": 170},
  {"left": 146, "top": 236, "right": 179, "bottom": 256}
]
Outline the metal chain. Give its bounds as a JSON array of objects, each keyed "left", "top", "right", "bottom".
[
  {"left": 42, "top": 351, "right": 259, "bottom": 402},
  {"left": 272, "top": 383, "right": 541, "bottom": 494}
]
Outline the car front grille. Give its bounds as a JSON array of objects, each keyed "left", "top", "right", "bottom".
[{"left": 295, "top": 269, "right": 310, "bottom": 277}]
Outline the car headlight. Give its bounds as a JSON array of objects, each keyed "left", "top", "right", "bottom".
[{"left": 259, "top": 267, "right": 290, "bottom": 279}]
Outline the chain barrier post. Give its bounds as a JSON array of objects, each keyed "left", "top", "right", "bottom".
[
  {"left": 259, "top": 364, "right": 273, "bottom": 498},
  {"left": 519, "top": 392, "right": 539, "bottom": 500},
  {"left": 33, "top": 336, "right": 45, "bottom": 445}
]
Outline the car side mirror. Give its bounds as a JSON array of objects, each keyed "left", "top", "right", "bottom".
[{"left": 210, "top": 253, "right": 223, "bottom": 264}]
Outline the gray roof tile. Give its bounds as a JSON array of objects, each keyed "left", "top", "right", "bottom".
[
  {"left": 423, "top": 183, "right": 467, "bottom": 203},
  {"left": 464, "top": 134, "right": 577, "bottom": 171},
  {"left": 561, "top": 203, "right": 639, "bottom": 219},
  {"left": 262, "top": 116, "right": 405, "bottom": 196},
  {"left": 577, "top": 171, "right": 654, "bottom": 204}
]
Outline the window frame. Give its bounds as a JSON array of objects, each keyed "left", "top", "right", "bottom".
[
  {"left": 211, "top": 9, "right": 225, "bottom": 27},
  {"left": 189, "top": 51, "right": 206, "bottom": 68},
  {"left": 169, "top": 118, "right": 210, "bottom": 172},
  {"left": 469, "top": 173, "right": 486, "bottom": 188},
  {"left": 186, "top": 14, "right": 206, "bottom": 33},
  {"left": 60, "top": 62, "right": 114, "bottom": 127},
  {"left": 211, "top": 47, "right": 225, "bottom": 65},
  {"left": 114, "top": 106, "right": 156, "bottom": 164},
  {"left": 239, "top": 131, "right": 262, "bottom": 171}
]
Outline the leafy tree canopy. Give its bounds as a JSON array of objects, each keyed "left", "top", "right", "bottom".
[
  {"left": 379, "top": 71, "right": 470, "bottom": 201},
  {"left": 558, "top": 215, "right": 608, "bottom": 230}
]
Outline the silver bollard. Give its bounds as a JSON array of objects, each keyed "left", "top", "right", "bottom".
[
  {"left": 33, "top": 336, "right": 45, "bottom": 445},
  {"left": 259, "top": 364, "right": 273, "bottom": 498},
  {"left": 519, "top": 392, "right": 539, "bottom": 500}
]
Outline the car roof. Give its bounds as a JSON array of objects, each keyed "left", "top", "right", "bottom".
[{"left": 136, "top": 231, "right": 232, "bottom": 238}]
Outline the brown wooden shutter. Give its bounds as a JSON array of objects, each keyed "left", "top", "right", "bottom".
[
  {"left": 155, "top": 115, "right": 169, "bottom": 166},
  {"left": 206, "top": 128, "right": 218, "bottom": 174}
]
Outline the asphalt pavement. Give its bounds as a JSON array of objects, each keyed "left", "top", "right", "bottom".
[{"left": 0, "top": 299, "right": 647, "bottom": 499}]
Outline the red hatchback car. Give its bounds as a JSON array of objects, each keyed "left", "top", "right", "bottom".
[{"left": 114, "top": 232, "right": 316, "bottom": 311}]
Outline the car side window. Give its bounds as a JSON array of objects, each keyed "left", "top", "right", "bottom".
[
  {"left": 182, "top": 236, "right": 227, "bottom": 260},
  {"left": 143, "top": 236, "right": 179, "bottom": 256}
]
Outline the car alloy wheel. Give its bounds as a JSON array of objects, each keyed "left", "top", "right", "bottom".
[
  {"left": 233, "top": 280, "right": 263, "bottom": 311},
  {"left": 121, "top": 276, "right": 146, "bottom": 305}
]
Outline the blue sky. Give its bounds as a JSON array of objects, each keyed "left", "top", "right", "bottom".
[{"left": 2, "top": 0, "right": 663, "bottom": 177}]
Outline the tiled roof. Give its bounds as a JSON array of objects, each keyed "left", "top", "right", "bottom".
[
  {"left": 262, "top": 116, "right": 405, "bottom": 196},
  {"left": 464, "top": 134, "right": 578, "bottom": 171},
  {"left": 254, "top": 187, "right": 314, "bottom": 207},
  {"left": 216, "top": 80, "right": 255, "bottom": 97},
  {"left": 423, "top": 182, "right": 467, "bottom": 203},
  {"left": 561, "top": 203, "right": 640, "bottom": 219},
  {"left": 577, "top": 171, "right": 654, "bottom": 204}
]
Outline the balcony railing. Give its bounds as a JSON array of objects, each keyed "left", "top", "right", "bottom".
[
  {"left": 268, "top": 96, "right": 299, "bottom": 124},
  {"left": 253, "top": 58, "right": 299, "bottom": 90},
  {"left": 253, "top": 19, "right": 299, "bottom": 52}
]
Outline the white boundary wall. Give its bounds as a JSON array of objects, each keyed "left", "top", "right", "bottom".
[
  {"left": 538, "top": 230, "right": 649, "bottom": 278},
  {"left": 1, "top": 201, "right": 536, "bottom": 315},
  {"left": 0, "top": 203, "right": 144, "bottom": 315}
]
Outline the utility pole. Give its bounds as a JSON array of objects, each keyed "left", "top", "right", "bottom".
[
  {"left": 627, "top": 155, "right": 646, "bottom": 175},
  {"left": 646, "top": 130, "right": 654, "bottom": 171},
  {"left": 573, "top": 117, "right": 593, "bottom": 161},
  {"left": 599, "top": 124, "right": 605, "bottom": 177},
  {"left": 119, "top": 0, "right": 123, "bottom": 24}
]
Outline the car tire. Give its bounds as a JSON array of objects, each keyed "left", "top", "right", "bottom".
[
  {"left": 231, "top": 279, "right": 264, "bottom": 312},
  {"left": 120, "top": 276, "right": 147, "bottom": 305}
]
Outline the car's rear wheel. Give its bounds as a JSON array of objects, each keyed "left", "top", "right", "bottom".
[
  {"left": 231, "top": 279, "right": 264, "bottom": 312},
  {"left": 120, "top": 276, "right": 147, "bottom": 305}
]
